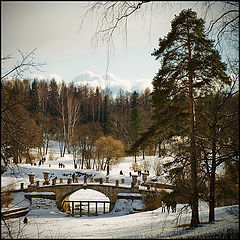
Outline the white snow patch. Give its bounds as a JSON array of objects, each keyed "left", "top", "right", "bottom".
[{"left": 1, "top": 140, "right": 239, "bottom": 239}]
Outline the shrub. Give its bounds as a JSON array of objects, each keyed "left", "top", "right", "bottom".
[
  {"left": 48, "top": 151, "right": 55, "bottom": 161},
  {"left": 1, "top": 184, "right": 14, "bottom": 208},
  {"left": 142, "top": 192, "right": 162, "bottom": 211}
]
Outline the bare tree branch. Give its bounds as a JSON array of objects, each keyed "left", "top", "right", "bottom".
[{"left": 1, "top": 48, "right": 46, "bottom": 80}]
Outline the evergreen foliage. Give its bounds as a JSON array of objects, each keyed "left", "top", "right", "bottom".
[{"left": 151, "top": 9, "right": 230, "bottom": 227}]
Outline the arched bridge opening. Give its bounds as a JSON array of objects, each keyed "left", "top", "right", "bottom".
[{"left": 62, "top": 188, "right": 113, "bottom": 216}]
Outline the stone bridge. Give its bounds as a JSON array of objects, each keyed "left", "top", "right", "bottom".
[
  {"left": 24, "top": 172, "right": 172, "bottom": 212},
  {"left": 27, "top": 183, "right": 147, "bottom": 210}
]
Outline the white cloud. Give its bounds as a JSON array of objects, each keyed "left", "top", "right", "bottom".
[
  {"left": 131, "top": 78, "right": 153, "bottom": 92},
  {"left": 48, "top": 73, "right": 62, "bottom": 84},
  {"left": 30, "top": 71, "right": 153, "bottom": 95},
  {"left": 72, "top": 71, "right": 152, "bottom": 95}
]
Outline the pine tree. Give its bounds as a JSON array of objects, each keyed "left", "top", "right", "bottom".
[
  {"left": 130, "top": 91, "right": 144, "bottom": 162},
  {"left": 47, "top": 79, "right": 60, "bottom": 136},
  {"left": 151, "top": 9, "right": 229, "bottom": 227},
  {"left": 27, "top": 79, "right": 40, "bottom": 120},
  {"left": 47, "top": 79, "right": 59, "bottom": 119}
]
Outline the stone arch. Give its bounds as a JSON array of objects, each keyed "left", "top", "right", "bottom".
[
  {"left": 59, "top": 187, "right": 112, "bottom": 212},
  {"left": 61, "top": 187, "right": 111, "bottom": 204},
  {"left": 55, "top": 184, "right": 116, "bottom": 211}
]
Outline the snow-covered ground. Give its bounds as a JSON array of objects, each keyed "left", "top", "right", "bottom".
[{"left": 1, "top": 141, "right": 239, "bottom": 239}]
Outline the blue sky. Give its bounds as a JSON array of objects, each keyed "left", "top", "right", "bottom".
[{"left": 1, "top": 1, "right": 226, "bottom": 94}]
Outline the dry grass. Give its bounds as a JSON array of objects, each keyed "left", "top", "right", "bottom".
[{"left": 1, "top": 184, "right": 14, "bottom": 208}]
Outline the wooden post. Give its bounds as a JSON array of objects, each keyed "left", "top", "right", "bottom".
[
  {"left": 96, "top": 202, "right": 98, "bottom": 215},
  {"left": 88, "top": 201, "right": 90, "bottom": 216},
  {"left": 80, "top": 202, "right": 82, "bottom": 217},
  {"left": 104, "top": 202, "right": 106, "bottom": 214},
  {"left": 72, "top": 201, "right": 74, "bottom": 216}
]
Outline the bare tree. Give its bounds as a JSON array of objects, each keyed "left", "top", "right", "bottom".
[
  {"left": 204, "top": 1, "right": 239, "bottom": 46},
  {"left": 203, "top": 1, "right": 239, "bottom": 71},
  {"left": 80, "top": 1, "right": 163, "bottom": 72},
  {"left": 1, "top": 48, "right": 46, "bottom": 80},
  {"left": 153, "top": 159, "right": 163, "bottom": 176},
  {"left": 80, "top": 1, "right": 239, "bottom": 73},
  {"left": 66, "top": 84, "right": 81, "bottom": 153}
]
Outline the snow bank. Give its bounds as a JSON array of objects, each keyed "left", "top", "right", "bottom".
[
  {"left": 110, "top": 198, "right": 144, "bottom": 216},
  {"left": 26, "top": 198, "right": 65, "bottom": 218},
  {"left": 1, "top": 142, "right": 238, "bottom": 239}
]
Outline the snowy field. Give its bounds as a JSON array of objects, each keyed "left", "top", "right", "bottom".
[{"left": 1, "top": 141, "right": 239, "bottom": 239}]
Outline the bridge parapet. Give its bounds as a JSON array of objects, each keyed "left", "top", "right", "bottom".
[{"left": 24, "top": 171, "right": 172, "bottom": 212}]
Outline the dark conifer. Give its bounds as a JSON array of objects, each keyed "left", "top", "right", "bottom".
[{"left": 151, "top": 9, "right": 229, "bottom": 227}]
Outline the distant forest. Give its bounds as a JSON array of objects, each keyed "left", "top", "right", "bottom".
[{"left": 1, "top": 78, "right": 153, "bottom": 163}]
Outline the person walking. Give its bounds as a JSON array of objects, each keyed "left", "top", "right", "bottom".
[
  {"left": 23, "top": 217, "right": 28, "bottom": 224},
  {"left": 161, "top": 201, "right": 166, "bottom": 212},
  {"left": 172, "top": 200, "right": 177, "bottom": 213},
  {"left": 72, "top": 172, "right": 76, "bottom": 183},
  {"left": 166, "top": 203, "right": 170, "bottom": 213}
]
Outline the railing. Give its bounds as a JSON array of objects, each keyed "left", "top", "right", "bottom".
[
  {"left": 1, "top": 207, "right": 29, "bottom": 220},
  {"left": 62, "top": 200, "right": 114, "bottom": 217}
]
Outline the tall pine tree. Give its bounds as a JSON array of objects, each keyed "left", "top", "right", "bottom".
[
  {"left": 27, "top": 79, "right": 40, "bottom": 120},
  {"left": 130, "top": 91, "right": 143, "bottom": 162},
  {"left": 151, "top": 9, "right": 229, "bottom": 227}
]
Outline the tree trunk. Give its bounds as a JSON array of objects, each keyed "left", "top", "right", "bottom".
[
  {"left": 158, "top": 143, "right": 161, "bottom": 157},
  {"left": 187, "top": 16, "right": 199, "bottom": 228},
  {"left": 45, "top": 138, "right": 49, "bottom": 155},
  {"left": 106, "top": 158, "right": 110, "bottom": 175},
  {"left": 209, "top": 129, "right": 217, "bottom": 223},
  {"left": 81, "top": 154, "right": 84, "bottom": 169},
  {"left": 209, "top": 171, "right": 216, "bottom": 222}
]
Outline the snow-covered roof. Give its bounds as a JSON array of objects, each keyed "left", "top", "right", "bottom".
[
  {"left": 117, "top": 193, "right": 141, "bottom": 197},
  {"left": 25, "top": 192, "right": 56, "bottom": 196}
]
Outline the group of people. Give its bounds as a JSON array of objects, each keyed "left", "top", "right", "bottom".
[
  {"left": 38, "top": 157, "right": 46, "bottom": 166},
  {"left": 58, "top": 163, "right": 65, "bottom": 168},
  {"left": 161, "top": 201, "right": 177, "bottom": 213},
  {"left": 127, "top": 170, "right": 150, "bottom": 177}
]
